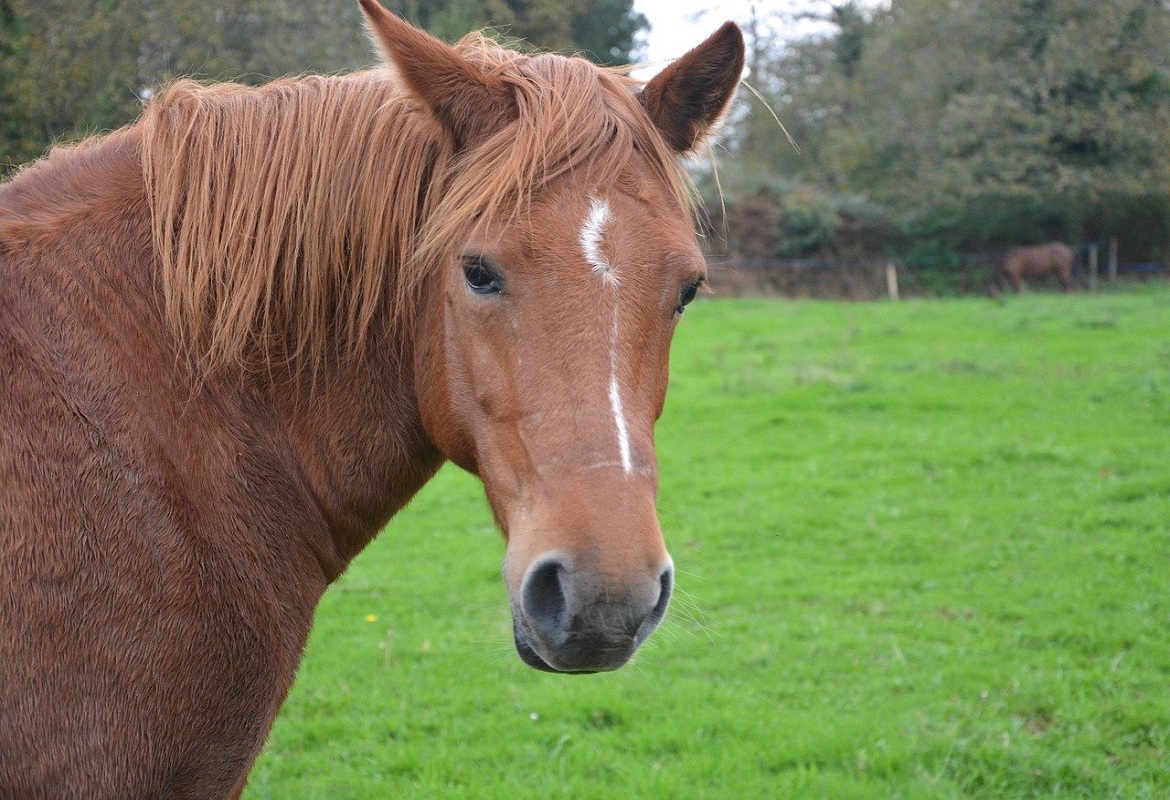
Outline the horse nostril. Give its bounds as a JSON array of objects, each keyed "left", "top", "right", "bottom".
[
  {"left": 521, "top": 558, "right": 569, "bottom": 641},
  {"left": 655, "top": 563, "right": 674, "bottom": 616},
  {"left": 643, "top": 562, "right": 673, "bottom": 632},
  {"left": 627, "top": 561, "right": 674, "bottom": 647}
]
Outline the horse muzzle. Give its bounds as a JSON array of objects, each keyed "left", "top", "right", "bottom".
[{"left": 509, "top": 553, "right": 674, "bottom": 673}]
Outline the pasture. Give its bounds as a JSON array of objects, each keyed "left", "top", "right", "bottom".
[{"left": 245, "top": 284, "right": 1170, "bottom": 798}]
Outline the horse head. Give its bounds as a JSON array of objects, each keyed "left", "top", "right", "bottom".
[{"left": 361, "top": 0, "right": 743, "bottom": 673}]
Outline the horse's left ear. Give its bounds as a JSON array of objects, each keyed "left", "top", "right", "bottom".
[
  {"left": 639, "top": 22, "right": 745, "bottom": 154},
  {"left": 358, "top": 0, "right": 516, "bottom": 149}
]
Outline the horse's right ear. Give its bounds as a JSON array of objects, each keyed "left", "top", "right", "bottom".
[
  {"left": 358, "top": 0, "right": 516, "bottom": 149},
  {"left": 639, "top": 22, "right": 745, "bottom": 154}
]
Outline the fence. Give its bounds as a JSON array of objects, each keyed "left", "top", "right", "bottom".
[
  {"left": 707, "top": 258, "right": 997, "bottom": 299},
  {"left": 707, "top": 242, "right": 1167, "bottom": 300}
]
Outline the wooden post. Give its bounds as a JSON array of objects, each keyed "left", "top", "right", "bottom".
[
  {"left": 1108, "top": 238, "right": 1118, "bottom": 283},
  {"left": 885, "top": 263, "right": 899, "bottom": 300},
  {"left": 1089, "top": 244, "right": 1099, "bottom": 291}
]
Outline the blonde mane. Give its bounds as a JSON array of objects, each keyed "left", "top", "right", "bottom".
[{"left": 139, "top": 35, "right": 692, "bottom": 375}]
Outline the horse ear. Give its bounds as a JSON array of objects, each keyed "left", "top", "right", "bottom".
[
  {"left": 639, "top": 22, "right": 745, "bottom": 154},
  {"left": 358, "top": 0, "right": 516, "bottom": 149}
]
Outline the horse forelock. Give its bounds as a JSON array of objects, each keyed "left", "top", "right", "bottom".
[
  {"left": 416, "top": 45, "right": 694, "bottom": 267},
  {"left": 139, "top": 35, "right": 691, "bottom": 377}
]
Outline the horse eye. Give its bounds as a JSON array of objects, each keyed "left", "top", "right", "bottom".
[
  {"left": 676, "top": 281, "right": 701, "bottom": 314},
  {"left": 463, "top": 259, "right": 502, "bottom": 295}
]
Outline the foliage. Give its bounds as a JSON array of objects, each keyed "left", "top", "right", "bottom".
[
  {"left": 0, "top": 0, "right": 36, "bottom": 167},
  {"left": 2, "top": 0, "right": 140, "bottom": 170},
  {"left": 0, "top": 0, "right": 647, "bottom": 174},
  {"left": 382, "top": 0, "right": 645, "bottom": 61},
  {"left": 719, "top": 0, "right": 1170, "bottom": 260},
  {"left": 245, "top": 286, "right": 1170, "bottom": 797},
  {"left": 703, "top": 178, "right": 902, "bottom": 261}
]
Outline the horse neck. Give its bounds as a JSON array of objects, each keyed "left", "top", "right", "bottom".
[
  {"left": 2, "top": 127, "right": 445, "bottom": 581},
  {"left": 269, "top": 329, "right": 445, "bottom": 573},
  {"left": 0, "top": 128, "right": 149, "bottom": 252},
  {"left": 165, "top": 276, "right": 446, "bottom": 579}
]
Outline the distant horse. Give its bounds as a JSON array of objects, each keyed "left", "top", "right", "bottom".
[
  {"left": 989, "top": 241, "right": 1075, "bottom": 295},
  {"left": 0, "top": 1, "right": 744, "bottom": 795}
]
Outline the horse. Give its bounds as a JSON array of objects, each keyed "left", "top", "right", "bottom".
[
  {"left": 988, "top": 241, "right": 1075, "bottom": 295},
  {"left": 0, "top": 1, "right": 744, "bottom": 795}
]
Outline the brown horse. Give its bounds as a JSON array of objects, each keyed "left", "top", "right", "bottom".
[
  {"left": 989, "top": 241, "right": 1075, "bottom": 295},
  {"left": 0, "top": 2, "right": 744, "bottom": 795}
]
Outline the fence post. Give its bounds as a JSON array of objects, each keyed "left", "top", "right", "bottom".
[
  {"left": 1108, "top": 238, "right": 1118, "bottom": 283},
  {"left": 885, "top": 263, "right": 899, "bottom": 300},
  {"left": 1089, "top": 244, "right": 1099, "bottom": 291}
]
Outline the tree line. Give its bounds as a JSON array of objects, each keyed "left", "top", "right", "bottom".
[
  {"left": 5, "top": 1, "right": 1169, "bottom": 266},
  {"left": 717, "top": 0, "right": 1170, "bottom": 264},
  {"left": 0, "top": 0, "right": 646, "bottom": 174}
]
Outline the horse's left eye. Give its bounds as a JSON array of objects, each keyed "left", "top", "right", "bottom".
[
  {"left": 463, "top": 258, "right": 503, "bottom": 295},
  {"left": 676, "top": 281, "right": 702, "bottom": 315}
]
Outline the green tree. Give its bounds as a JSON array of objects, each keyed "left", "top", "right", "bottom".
[
  {"left": 708, "top": 2, "right": 897, "bottom": 259},
  {"left": 841, "top": 0, "right": 1170, "bottom": 251},
  {"left": 2, "top": 1, "right": 647, "bottom": 174},
  {"left": 0, "top": 0, "right": 32, "bottom": 169},
  {"left": 570, "top": 0, "right": 647, "bottom": 65},
  {"left": 718, "top": 0, "right": 1170, "bottom": 259},
  {"left": 137, "top": 1, "right": 372, "bottom": 84},
  {"left": 1, "top": 0, "right": 143, "bottom": 172},
  {"left": 381, "top": 0, "right": 646, "bottom": 62}
]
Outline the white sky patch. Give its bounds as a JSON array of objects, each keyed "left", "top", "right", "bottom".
[
  {"left": 580, "top": 197, "right": 617, "bottom": 288},
  {"left": 632, "top": 0, "right": 886, "bottom": 75}
]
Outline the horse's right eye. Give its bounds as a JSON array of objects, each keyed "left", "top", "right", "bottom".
[
  {"left": 463, "top": 258, "right": 503, "bottom": 295},
  {"left": 676, "top": 278, "right": 704, "bottom": 315}
]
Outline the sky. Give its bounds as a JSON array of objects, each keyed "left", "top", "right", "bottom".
[
  {"left": 633, "top": 0, "right": 763, "bottom": 65},
  {"left": 631, "top": 1, "right": 881, "bottom": 73}
]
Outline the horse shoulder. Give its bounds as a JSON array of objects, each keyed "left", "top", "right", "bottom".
[{"left": 0, "top": 136, "right": 332, "bottom": 794}]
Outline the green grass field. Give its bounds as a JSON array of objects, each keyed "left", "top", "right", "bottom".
[{"left": 244, "top": 284, "right": 1170, "bottom": 799}]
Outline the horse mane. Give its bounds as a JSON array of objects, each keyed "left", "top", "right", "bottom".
[
  {"left": 138, "top": 33, "right": 693, "bottom": 376},
  {"left": 140, "top": 70, "right": 443, "bottom": 375}
]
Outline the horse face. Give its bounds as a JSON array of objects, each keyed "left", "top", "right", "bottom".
[
  {"left": 362, "top": 0, "right": 743, "bottom": 672},
  {"left": 419, "top": 177, "right": 705, "bottom": 672}
]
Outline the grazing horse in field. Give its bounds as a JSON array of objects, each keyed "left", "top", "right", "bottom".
[
  {"left": 989, "top": 241, "right": 1075, "bottom": 295},
  {"left": 0, "top": 1, "right": 744, "bottom": 795}
]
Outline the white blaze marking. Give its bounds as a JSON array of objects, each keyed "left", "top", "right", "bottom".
[
  {"left": 580, "top": 198, "right": 617, "bottom": 288},
  {"left": 608, "top": 373, "right": 633, "bottom": 474},
  {"left": 580, "top": 196, "right": 632, "bottom": 475},
  {"left": 608, "top": 317, "right": 633, "bottom": 474}
]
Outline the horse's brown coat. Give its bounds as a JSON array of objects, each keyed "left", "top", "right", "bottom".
[
  {"left": 991, "top": 241, "right": 1075, "bottom": 294},
  {"left": 0, "top": 2, "right": 743, "bottom": 795}
]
